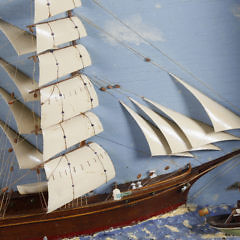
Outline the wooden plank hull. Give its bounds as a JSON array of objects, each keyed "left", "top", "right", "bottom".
[
  {"left": 0, "top": 184, "right": 189, "bottom": 240},
  {"left": 0, "top": 150, "right": 239, "bottom": 240}
]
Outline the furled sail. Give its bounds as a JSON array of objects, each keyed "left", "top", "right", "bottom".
[
  {"left": 17, "top": 182, "right": 48, "bottom": 195},
  {"left": 34, "top": 0, "right": 82, "bottom": 24},
  {"left": 0, "top": 19, "right": 36, "bottom": 55},
  {"left": 40, "top": 74, "right": 98, "bottom": 129},
  {"left": 36, "top": 16, "right": 87, "bottom": 53},
  {"left": 0, "top": 88, "right": 40, "bottom": 134},
  {"left": 144, "top": 97, "right": 240, "bottom": 148},
  {"left": 0, "top": 58, "right": 38, "bottom": 102},
  {"left": 170, "top": 73, "right": 240, "bottom": 132},
  {"left": 42, "top": 112, "right": 103, "bottom": 160},
  {"left": 45, "top": 142, "right": 115, "bottom": 213},
  {"left": 38, "top": 44, "right": 91, "bottom": 86},
  {"left": 0, "top": 120, "right": 43, "bottom": 169}
]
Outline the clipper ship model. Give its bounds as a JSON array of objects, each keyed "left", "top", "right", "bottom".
[{"left": 0, "top": 1, "right": 240, "bottom": 239}]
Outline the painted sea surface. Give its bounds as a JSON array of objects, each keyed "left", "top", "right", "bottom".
[{"left": 63, "top": 205, "right": 240, "bottom": 240}]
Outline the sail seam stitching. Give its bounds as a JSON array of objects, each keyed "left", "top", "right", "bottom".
[
  {"left": 50, "top": 51, "right": 60, "bottom": 81},
  {"left": 74, "top": 46, "right": 85, "bottom": 70},
  {"left": 47, "top": 22, "right": 56, "bottom": 48},
  {"left": 64, "top": 155, "right": 75, "bottom": 201},
  {"left": 69, "top": 17, "right": 81, "bottom": 39},
  {"left": 46, "top": 0, "right": 51, "bottom": 19},
  {"left": 79, "top": 75, "right": 94, "bottom": 109},
  {"left": 87, "top": 145, "right": 108, "bottom": 183}
]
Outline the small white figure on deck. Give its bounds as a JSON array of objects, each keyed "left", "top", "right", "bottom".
[
  {"left": 137, "top": 181, "right": 142, "bottom": 188},
  {"left": 113, "top": 184, "right": 121, "bottom": 200},
  {"left": 131, "top": 183, "right": 136, "bottom": 190}
]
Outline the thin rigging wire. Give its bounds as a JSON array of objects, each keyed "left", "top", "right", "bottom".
[
  {"left": 90, "top": 0, "right": 240, "bottom": 113},
  {"left": 189, "top": 155, "right": 240, "bottom": 201},
  {"left": 77, "top": 14, "right": 169, "bottom": 74}
]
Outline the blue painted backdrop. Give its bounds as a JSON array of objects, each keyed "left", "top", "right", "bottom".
[{"left": 0, "top": 0, "right": 239, "bottom": 207}]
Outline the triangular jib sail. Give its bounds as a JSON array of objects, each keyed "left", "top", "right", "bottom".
[
  {"left": 121, "top": 97, "right": 239, "bottom": 157},
  {"left": 170, "top": 73, "right": 240, "bottom": 132}
]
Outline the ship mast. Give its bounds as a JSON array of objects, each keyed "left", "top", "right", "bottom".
[{"left": 0, "top": 0, "right": 115, "bottom": 214}]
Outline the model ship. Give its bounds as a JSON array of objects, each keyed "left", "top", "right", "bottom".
[{"left": 0, "top": 0, "right": 239, "bottom": 239}]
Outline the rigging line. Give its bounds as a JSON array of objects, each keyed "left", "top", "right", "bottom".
[
  {"left": 89, "top": 73, "right": 144, "bottom": 99},
  {"left": 37, "top": 169, "right": 47, "bottom": 209},
  {"left": 95, "top": 135, "right": 180, "bottom": 167},
  {"left": 77, "top": 14, "right": 169, "bottom": 74},
  {"left": 88, "top": 73, "right": 143, "bottom": 99},
  {"left": 1, "top": 170, "right": 34, "bottom": 193},
  {"left": 189, "top": 156, "right": 240, "bottom": 201},
  {"left": 0, "top": 111, "right": 14, "bottom": 167},
  {"left": 90, "top": 78, "right": 119, "bottom": 100},
  {"left": 90, "top": 0, "right": 240, "bottom": 113},
  {"left": 89, "top": 75, "right": 198, "bottom": 164}
]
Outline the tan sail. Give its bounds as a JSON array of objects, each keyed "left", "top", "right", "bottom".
[
  {"left": 38, "top": 44, "right": 91, "bottom": 86},
  {"left": 120, "top": 101, "right": 171, "bottom": 156},
  {"left": 0, "top": 58, "right": 38, "bottom": 102},
  {"left": 45, "top": 142, "right": 115, "bottom": 213},
  {"left": 0, "top": 120, "right": 43, "bottom": 169},
  {"left": 41, "top": 74, "right": 98, "bottom": 129},
  {"left": 0, "top": 88, "right": 40, "bottom": 134},
  {"left": 42, "top": 112, "right": 103, "bottom": 160},
  {"left": 17, "top": 182, "right": 48, "bottom": 195},
  {"left": 144, "top": 97, "right": 240, "bottom": 148},
  {"left": 170, "top": 73, "right": 240, "bottom": 132},
  {"left": 0, "top": 19, "right": 36, "bottom": 55},
  {"left": 36, "top": 16, "right": 87, "bottom": 53},
  {"left": 35, "top": 0, "right": 82, "bottom": 24}
]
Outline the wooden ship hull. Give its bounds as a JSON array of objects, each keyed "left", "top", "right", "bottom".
[
  {"left": 0, "top": 150, "right": 239, "bottom": 240},
  {"left": 207, "top": 214, "right": 240, "bottom": 236}
]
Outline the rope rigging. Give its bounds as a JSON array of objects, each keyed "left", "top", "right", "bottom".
[
  {"left": 0, "top": 1, "right": 238, "bottom": 214},
  {"left": 89, "top": 0, "right": 240, "bottom": 113}
]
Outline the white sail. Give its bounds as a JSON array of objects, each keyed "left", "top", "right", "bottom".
[
  {"left": 0, "top": 88, "right": 40, "bottom": 134},
  {"left": 128, "top": 98, "right": 220, "bottom": 155},
  {"left": 38, "top": 44, "right": 91, "bottom": 87},
  {"left": 41, "top": 74, "right": 98, "bottom": 129},
  {"left": 42, "top": 112, "right": 103, "bottom": 160},
  {"left": 17, "top": 182, "right": 48, "bottom": 195},
  {"left": 0, "top": 58, "right": 38, "bottom": 102},
  {"left": 45, "top": 142, "right": 115, "bottom": 213},
  {"left": 129, "top": 97, "right": 191, "bottom": 154},
  {"left": 36, "top": 16, "right": 87, "bottom": 53},
  {"left": 35, "top": 0, "right": 82, "bottom": 24},
  {"left": 191, "top": 144, "right": 220, "bottom": 151},
  {"left": 120, "top": 101, "right": 171, "bottom": 156},
  {"left": 170, "top": 73, "right": 240, "bottom": 132},
  {"left": 171, "top": 152, "right": 194, "bottom": 157},
  {"left": 144, "top": 97, "right": 240, "bottom": 148},
  {"left": 0, "top": 19, "right": 36, "bottom": 55},
  {"left": 0, "top": 120, "right": 43, "bottom": 169}
]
